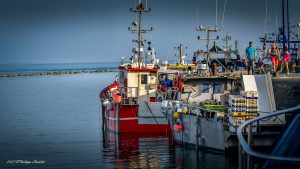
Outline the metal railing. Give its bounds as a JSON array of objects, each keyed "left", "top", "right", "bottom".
[
  {"left": 237, "top": 105, "right": 300, "bottom": 169},
  {"left": 165, "top": 101, "right": 226, "bottom": 119}
]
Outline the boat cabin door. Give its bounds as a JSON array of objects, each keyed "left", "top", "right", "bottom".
[{"left": 139, "top": 72, "right": 157, "bottom": 101}]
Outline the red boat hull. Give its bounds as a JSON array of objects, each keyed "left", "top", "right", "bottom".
[{"left": 103, "top": 105, "right": 171, "bottom": 134}]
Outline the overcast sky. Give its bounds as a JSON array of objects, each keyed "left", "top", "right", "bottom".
[{"left": 0, "top": 0, "right": 299, "bottom": 64}]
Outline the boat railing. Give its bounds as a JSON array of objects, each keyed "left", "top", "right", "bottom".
[
  {"left": 236, "top": 105, "right": 300, "bottom": 169},
  {"left": 165, "top": 87, "right": 179, "bottom": 100},
  {"left": 164, "top": 101, "right": 225, "bottom": 120},
  {"left": 118, "top": 87, "right": 139, "bottom": 105}
]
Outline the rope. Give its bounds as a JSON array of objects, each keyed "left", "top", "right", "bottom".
[
  {"left": 216, "top": 0, "right": 218, "bottom": 27},
  {"left": 197, "top": 5, "right": 199, "bottom": 26},
  {"left": 144, "top": 101, "right": 164, "bottom": 135},
  {"left": 265, "top": 0, "right": 268, "bottom": 34},
  {"left": 275, "top": 13, "right": 278, "bottom": 29},
  {"left": 145, "top": 0, "right": 148, "bottom": 9}
]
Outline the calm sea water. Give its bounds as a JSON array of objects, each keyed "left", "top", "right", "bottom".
[{"left": 0, "top": 70, "right": 238, "bottom": 169}]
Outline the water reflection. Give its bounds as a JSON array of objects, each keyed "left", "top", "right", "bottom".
[
  {"left": 102, "top": 132, "right": 171, "bottom": 168},
  {"left": 101, "top": 131, "right": 238, "bottom": 169}
]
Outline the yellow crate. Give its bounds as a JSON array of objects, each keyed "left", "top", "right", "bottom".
[
  {"left": 229, "top": 99, "right": 245, "bottom": 103},
  {"left": 246, "top": 100, "right": 258, "bottom": 104},
  {"left": 230, "top": 103, "right": 245, "bottom": 106},
  {"left": 230, "top": 112, "right": 247, "bottom": 117}
]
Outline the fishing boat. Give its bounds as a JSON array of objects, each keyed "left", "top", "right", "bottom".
[
  {"left": 100, "top": 0, "right": 171, "bottom": 134},
  {"left": 161, "top": 0, "right": 300, "bottom": 151}
]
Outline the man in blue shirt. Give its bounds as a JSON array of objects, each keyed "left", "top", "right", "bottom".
[{"left": 245, "top": 41, "right": 256, "bottom": 75}]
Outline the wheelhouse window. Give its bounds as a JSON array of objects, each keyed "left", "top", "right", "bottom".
[
  {"left": 213, "top": 83, "right": 220, "bottom": 94},
  {"left": 213, "top": 83, "right": 224, "bottom": 94},
  {"left": 141, "top": 74, "right": 148, "bottom": 84},
  {"left": 202, "top": 84, "right": 209, "bottom": 93}
]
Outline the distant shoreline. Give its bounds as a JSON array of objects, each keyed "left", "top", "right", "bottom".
[{"left": 0, "top": 69, "right": 117, "bottom": 77}]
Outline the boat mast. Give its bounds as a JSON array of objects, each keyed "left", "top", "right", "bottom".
[
  {"left": 179, "top": 44, "right": 182, "bottom": 64},
  {"left": 222, "top": 33, "right": 232, "bottom": 60},
  {"left": 175, "top": 44, "right": 187, "bottom": 65},
  {"left": 129, "top": 0, "right": 152, "bottom": 68},
  {"left": 223, "top": 33, "right": 231, "bottom": 51},
  {"left": 196, "top": 26, "right": 219, "bottom": 69},
  {"left": 287, "top": 0, "right": 290, "bottom": 50},
  {"left": 282, "top": 0, "right": 286, "bottom": 49}
]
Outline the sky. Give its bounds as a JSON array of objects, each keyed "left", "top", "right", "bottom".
[{"left": 0, "top": 0, "right": 299, "bottom": 64}]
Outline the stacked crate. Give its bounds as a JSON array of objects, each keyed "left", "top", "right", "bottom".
[
  {"left": 203, "top": 103, "right": 226, "bottom": 118},
  {"left": 228, "top": 95, "right": 246, "bottom": 126},
  {"left": 242, "top": 91, "right": 259, "bottom": 120}
]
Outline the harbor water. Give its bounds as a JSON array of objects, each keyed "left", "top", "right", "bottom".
[{"left": 0, "top": 64, "right": 238, "bottom": 169}]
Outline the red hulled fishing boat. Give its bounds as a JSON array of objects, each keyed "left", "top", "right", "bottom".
[{"left": 100, "top": 0, "right": 171, "bottom": 134}]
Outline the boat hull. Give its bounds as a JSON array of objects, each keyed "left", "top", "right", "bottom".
[
  {"left": 164, "top": 107, "right": 226, "bottom": 151},
  {"left": 103, "top": 106, "right": 171, "bottom": 134}
]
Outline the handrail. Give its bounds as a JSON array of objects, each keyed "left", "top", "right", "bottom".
[
  {"left": 165, "top": 101, "right": 226, "bottom": 116},
  {"left": 237, "top": 105, "right": 300, "bottom": 163}
]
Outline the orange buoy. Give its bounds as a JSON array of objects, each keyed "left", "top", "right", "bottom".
[
  {"left": 174, "top": 123, "right": 183, "bottom": 133},
  {"left": 173, "top": 112, "right": 180, "bottom": 119},
  {"left": 112, "top": 90, "right": 122, "bottom": 103}
]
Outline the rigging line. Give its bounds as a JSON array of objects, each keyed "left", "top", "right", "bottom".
[
  {"left": 265, "top": 0, "right": 268, "bottom": 34},
  {"left": 221, "top": 0, "right": 227, "bottom": 29},
  {"left": 276, "top": 13, "right": 278, "bottom": 29},
  {"left": 208, "top": 53, "right": 229, "bottom": 71},
  {"left": 134, "top": 0, "right": 137, "bottom": 22},
  {"left": 216, "top": 0, "right": 218, "bottom": 27},
  {"left": 197, "top": 5, "right": 199, "bottom": 26},
  {"left": 144, "top": 101, "right": 164, "bottom": 135},
  {"left": 150, "top": 31, "right": 153, "bottom": 43},
  {"left": 275, "top": 1, "right": 279, "bottom": 29},
  {"left": 182, "top": 33, "right": 187, "bottom": 47}
]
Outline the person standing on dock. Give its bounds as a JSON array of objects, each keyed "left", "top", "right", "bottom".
[
  {"left": 282, "top": 46, "right": 291, "bottom": 74},
  {"left": 258, "top": 55, "right": 265, "bottom": 74},
  {"left": 267, "top": 43, "right": 280, "bottom": 73},
  {"left": 234, "top": 50, "right": 243, "bottom": 70},
  {"left": 245, "top": 41, "right": 256, "bottom": 75}
]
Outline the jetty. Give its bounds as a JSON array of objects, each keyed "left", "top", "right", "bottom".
[{"left": 0, "top": 69, "right": 116, "bottom": 77}]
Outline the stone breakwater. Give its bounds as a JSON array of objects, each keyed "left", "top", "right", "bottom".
[{"left": 0, "top": 69, "right": 116, "bottom": 77}]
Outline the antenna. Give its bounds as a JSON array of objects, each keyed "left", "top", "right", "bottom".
[{"left": 128, "top": 0, "right": 152, "bottom": 68}]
